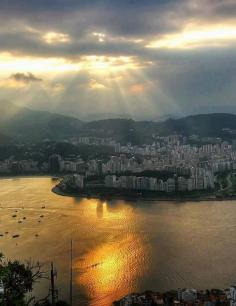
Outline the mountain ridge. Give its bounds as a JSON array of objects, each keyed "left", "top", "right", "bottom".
[
  {"left": 1, "top": 102, "right": 236, "bottom": 143},
  {"left": 0, "top": 101, "right": 83, "bottom": 141}
]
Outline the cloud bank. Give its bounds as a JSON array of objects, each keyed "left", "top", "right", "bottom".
[{"left": 0, "top": 0, "right": 236, "bottom": 119}]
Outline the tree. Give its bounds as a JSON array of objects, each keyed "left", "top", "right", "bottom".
[
  {"left": 0, "top": 254, "right": 70, "bottom": 306},
  {"left": 0, "top": 253, "right": 43, "bottom": 306}
]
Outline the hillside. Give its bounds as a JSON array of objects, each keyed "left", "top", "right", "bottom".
[
  {"left": 0, "top": 132, "right": 11, "bottom": 145},
  {"left": 82, "top": 113, "right": 236, "bottom": 142},
  {"left": 82, "top": 119, "right": 157, "bottom": 144},
  {"left": 1, "top": 101, "right": 236, "bottom": 143},
  {"left": 155, "top": 113, "right": 236, "bottom": 137},
  {"left": 0, "top": 101, "right": 83, "bottom": 141}
]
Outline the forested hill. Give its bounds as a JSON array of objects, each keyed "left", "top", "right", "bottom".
[
  {"left": 155, "top": 113, "right": 236, "bottom": 137},
  {"left": 0, "top": 101, "right": 83, "bottom": 141},
  {"left": 1, "top": 101, "right": 236, "bottom": 143}
]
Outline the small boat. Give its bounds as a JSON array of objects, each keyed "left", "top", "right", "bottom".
[{"left": 12, "top": 234, "right": 20, "bottom": 238}]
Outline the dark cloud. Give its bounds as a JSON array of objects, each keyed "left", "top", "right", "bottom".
[
  {"left": 0, "top": 0, "right": 235, "bottom": 40},
  {"left": 10, "top": 73, "right": 42, "bottom": 83},
  {"left": 0, "top": 0, "right": 177, "bottom": 13},
  {"left": 0, "top": 1, "right": 183, "bottom": 39},
  {"left": 0, "top": 0, "right": 236, "bottom": 118},
  {"left": 0, "top": 0, "right": 235, "bottom": 59},
  {"left": 0, "top": 0, "right": 235, "bottom": 60}
]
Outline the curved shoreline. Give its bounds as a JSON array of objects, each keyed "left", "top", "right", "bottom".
[
  {"left": 1, "top": 175, "right": 234, "bottom": 202},
  {"left": 0, "top": 174, "right": 60, "bottom": 180},
  {"left": 51, "top": 186, "right": 236, "bottom": 202}
]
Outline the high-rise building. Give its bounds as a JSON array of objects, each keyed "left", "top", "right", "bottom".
[{"left": 49, "top": 154, "right": 63, "bottom": 173}]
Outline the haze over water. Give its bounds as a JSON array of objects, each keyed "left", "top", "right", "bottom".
[{"left": 1, "top": 177, "right": 236, "bottom": 306}]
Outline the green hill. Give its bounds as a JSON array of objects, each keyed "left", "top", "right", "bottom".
[
  {"left": 83, "top": 113, "right": 236, "bottom": 142},
  {"left": 156, "top": 113, "right": 236, "bottom": 137},
  {"left": 1, "top": 101, "right": 236, "bottom": 144},
  {"left": 0, "top": 132, "right": 11, "bottom": 144},
  {"left": 0, "top": 101, "right": 83, "bottom": 141}
]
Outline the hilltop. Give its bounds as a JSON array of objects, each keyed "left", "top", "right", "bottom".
[{"left": 0, "top": 101, "right": 83, "bottom": 142}]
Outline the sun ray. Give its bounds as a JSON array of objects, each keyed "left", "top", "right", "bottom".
[{"left": 147, "top": 24, "right": 236, "bottom": 49}]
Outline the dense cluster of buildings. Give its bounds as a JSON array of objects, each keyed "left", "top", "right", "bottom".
[
  {"left": 78, "top": 136, "right": 118, "bottom": 148},
  {"left": 1, "top": 134, "right": 236, "bottom": 193},
  {"left": 0, "top": 154, "right": 86, "bottom": 175},
  {"left": 113, "top": 287, "right": 236, "bottom": 306},
  {"left": 77, "top": 136, "right": 236, "bottom": 178},
  {"left": 104, "top": 171, "right": 214, "bottom": 192},
  {"left": 77, "top": 136, "right": 236, "bottom": 163},
  {"left": 47, "top": 140, "right": 236, "bottom": 176},
  {"left": 0, "top": 158, "right": 48, "bottom": 174}
]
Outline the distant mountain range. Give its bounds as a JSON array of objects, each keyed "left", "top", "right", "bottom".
[
  {"left": 1, "top": 102, "right": 236, "bottom": 144},
  {"left": 80, "top": 112, "right": 177, "bottom": 122}
]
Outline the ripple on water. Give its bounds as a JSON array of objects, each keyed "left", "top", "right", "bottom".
[{"left": 1, "top": 177, "right": 236, "bottom": 305}]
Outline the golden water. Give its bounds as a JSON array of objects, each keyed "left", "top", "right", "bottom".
[{"left": 1, "top": 177, "right": 236, "bottom": 305}]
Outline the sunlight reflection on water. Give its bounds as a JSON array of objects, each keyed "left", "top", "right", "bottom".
[{"left": 1, "top": 177, "right": 236, "bottom": 305}]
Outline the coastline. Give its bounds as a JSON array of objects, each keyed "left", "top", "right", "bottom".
[
  {"left": 0, "top": 174, "right": 61, "bottom": 180},
  {"left": 1, "top": 175, "right": 234, "bottom": 202},
  {"left": 51, "top": 186, "right": 236, "bottom": 202}
]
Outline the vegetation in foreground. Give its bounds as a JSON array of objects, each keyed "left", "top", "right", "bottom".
[{"left": 0, "top": 253, "right": 69, "bottom": 306}]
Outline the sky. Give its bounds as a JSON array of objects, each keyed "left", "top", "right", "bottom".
[{"left": 0, "top": 0, "right": 236, "bottom": 120}]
